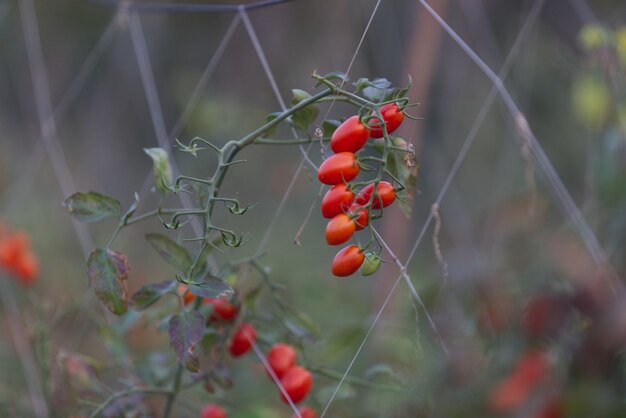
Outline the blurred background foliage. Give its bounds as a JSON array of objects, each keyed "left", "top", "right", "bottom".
[{"left": 0, "top": 0, "right": 625, "bottom": 416}]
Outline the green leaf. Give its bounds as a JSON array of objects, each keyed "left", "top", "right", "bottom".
[
  {"left": 168, "top": 311, "right": 204, "bottom": 372},
  {"left": 386, "top": 136, "right": 418, "bottom": 218},
  {"left": 354, "top": 77, "right": 392, "bottom": 102},
  {"left": 315, "top": 71, "right": 348, "bottom": 86},
  {"left": 362, "top": 78, "right": 392, "bottom": 102},
  {"left": 262, "top": 111, "right": 282, "bottom": 137},
  {"left": 87, "top": 248, "right": 130, "bottom": 315},
  {"left": 187, "top": 276, "right": 234, "bottom": 299},
  {"left": 145, "top": 233, "right": 191, "bottom": 272},
  {"left": 291, "top": 89, "right": 319, "bottom": 131},
  {"left": 64, "top": 191, "right": 121, "bottom": 223},
  {"left": 322, "top": 119, "right": 341, "bottom": 137},
  {"left": 354, "top": 77, "right": 371, "bottom": 91},
  {"left": 370, "top": 138, "right": 385, "bottom": 155},
  {"left": 144, "top": 147, "right": 173, "bottom": 193},
  {"left": 129, "top": 280, "right": 177, "bottom": 310}
]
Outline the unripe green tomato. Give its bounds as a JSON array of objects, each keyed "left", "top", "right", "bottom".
[{"left": 360, "top": 252, "right": 381, "bottom": 276}]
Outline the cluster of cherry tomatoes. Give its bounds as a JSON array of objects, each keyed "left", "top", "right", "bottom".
[
  {"left": 0, "top": 221, "right": 39, "bottom": 285},
  {"left": 178, "top": 286, "right": 316, "bottom": 417},
  {"left": 265, "top": 343, "right": 316, "bottom": 416},
  {"left": 318, "top": 103, "right": 404, "bottom": 277},
  {"left": 178, "top": 284, "right": 257, "bottom": 357}
]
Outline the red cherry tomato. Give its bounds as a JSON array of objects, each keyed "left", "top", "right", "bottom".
[
  {"left": 200, "top": 404, "right": 227, "bottom": 418},
  {"left": 293, "top": 407, "right": 318, "bottom": 418},
  {"left": 325, "top": 214, "right": 356, "bottom": 245},
  {"left": 14, "top": 251, "right": 38, "bottom": 285},
  {"left": 279, "top": 366, "right": 313, "bottom": 404},
  {"left": 204, "top": 297, "right": 239, "bottom": 321},
  {"left": 267, "top": 343, "right": 297, "bottom": 379},
  {"left": 178, "top": 284, "right": 196, "bottom": 305},
  {"left": 349, "top": 204, "right": 368, "bottom": 230},
  {"left": 321, "top": 184, "right": 355, "bottom": 219},
  {"left": 355, "top": 181, "right": 396, "bottom": 209},
  {"left": 330, "top": 115, "right": 370, "bottom": 153},
  {"left": 488, "top": 350, "right": 550, "bottom": 412},
  {"left": 331, "top": 245, "right": 365, "bottom": 277},
  {"left": 317, "top": 152, "right": 360, "bottom": 185},
  {"left": 368, "top": 103, "right": 404, "bottom": 138},
  {"left": 229, "top": 323, "right": 256, "bottom": 357}
]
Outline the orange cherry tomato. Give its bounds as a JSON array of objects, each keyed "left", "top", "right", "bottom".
[
  {"left": 177, "top": 284, "right": 196, "bottom": 305},
  {"left": 331, "top": 245, "right": 365, "bottom": 277},
  {"left": 325, "top": 214, "right": 356, "bottom": 245}
]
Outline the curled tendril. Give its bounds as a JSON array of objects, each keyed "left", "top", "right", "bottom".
[
  {"left": 221, "top": 231, "right": 247, "bottom": 248},
  {"left": 226, "top": 200, "right": 257, "bottom": 215},
  {"left": 157, "top": 207, "right": 190, "bottom": 230}
]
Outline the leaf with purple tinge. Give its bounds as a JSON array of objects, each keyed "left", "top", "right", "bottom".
[
  {"left": 87, "top": 248, "right": 129, "bottom": 315},
  {"left": 168, "top": 311, "right": 204, "bottom": 372}
]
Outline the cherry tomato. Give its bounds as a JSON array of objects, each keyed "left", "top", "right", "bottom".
[
  {"left": 317, "top": 152, "right": 360, "bottom": 185},
  {"left": 0, "top": 232, "right": 28, "bottom": 268},
  {"left": 368, "top": 103, "right": 404, "bottom": 138},
  {"left": 355, "top": 181, "right": 396, "bottom": 209},
  {"left": 204, "top": 297, "right": 239, "bottom": 321},
  {"left": 330, "top": 115, "right": 370, "bottom": 153},
  {"left": 332, "top": 245, "right": 365, "bottom": 277},
  {"left": 360, "top": 252, "right": 381, "bottom": 276},
  {"left": 178, "top": 284, "right": 196, "bottom": 305},
  {"left": 14, "top": 251, "right": 38, "bottom": 285},
  {"left": 321, "top": 184, "right": 354, "bottom": 219},
  {"left": 267, "top": 343, "right": 297, "bottom": 379},
  {"left": 229, "top": 323, "right": 257, "bottom": 357},
  {"left": 349, "top": 204, "right": 368, "bottom": 230},
  {"left": 325, "top": 214, "right": 356, "bottom": 245},
  {"left": 293, "top": 407, "right": 318, "bottom": 418},
  {"left": 488, "top": 350, "right": 550, "bottom": 412},
  {"left": 279, "top": 366, "right": 313, "bottom": 404},
  {"left": 201, "top": 404, "right": 227, "bottom": 418}
]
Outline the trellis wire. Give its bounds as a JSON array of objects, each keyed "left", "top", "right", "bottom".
[
  {"left": 417, "top": 0, "right": 620, "bottom": 286},
  {"left": 92, "top": 0, "right": 299, "bottom": 14},
  {"left": 320, "top": 0, "right": 546, "bottom": 414},
  {"left": 253, "top": 0, "right": 383, "bottom": 256}
]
